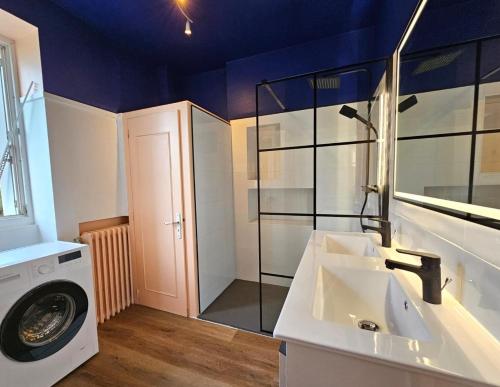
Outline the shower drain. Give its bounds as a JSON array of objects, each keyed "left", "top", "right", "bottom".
[{"left": 357, "top": 320, "right": 380, "bottom": 332}]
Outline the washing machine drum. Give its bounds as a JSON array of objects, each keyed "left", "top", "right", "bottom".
[{"left": 0, "top": 280, "right": 88, "bottom": 362}]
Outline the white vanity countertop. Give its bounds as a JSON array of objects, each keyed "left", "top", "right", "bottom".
[{"left": 274, "top": 230, "right": 500, "bottom": 386}]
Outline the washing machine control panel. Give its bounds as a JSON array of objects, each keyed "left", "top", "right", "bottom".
[
  {"left": 31, "top": 259, "right": 55, "bottom": 279},
  {"left": 37, "top": 264, "right": 53, "bottom": 275},
  {"left": 58, "top": 250, "right": 82, "bottom": 264},
  {"left": 29, "top": 249, "right": 84, "bottom": 280}
]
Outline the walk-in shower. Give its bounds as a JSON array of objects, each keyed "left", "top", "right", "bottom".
[
  {"left": 193, "top": 59, "right": 389, "bottom": 335},
  {"left": 256, "top": 60, "right": 388, "bottom": 333}
]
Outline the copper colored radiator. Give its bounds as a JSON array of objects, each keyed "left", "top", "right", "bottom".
[{"left": 81, "top": 224, "right": 133, "bottom": 323}]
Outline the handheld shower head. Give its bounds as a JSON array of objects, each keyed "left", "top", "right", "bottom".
[
  {"left": 398, "top": 95, "right": 418, "bottom": 113},
  {"left": 339, "top": 105, "right": 378, "bottom": 139},
  {"left": 339, "top": 105, "right": 358, "bottom": 119}
]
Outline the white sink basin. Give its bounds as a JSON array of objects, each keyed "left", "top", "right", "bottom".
[
  {"left": 322, "top": 233, "right": 379, "bottom": 257},
  {"left": 275, "top": 231, "right": 500, "bottom": 386},
  {"left": 313, "top": 265, "right": 431, "bottom": 341}
]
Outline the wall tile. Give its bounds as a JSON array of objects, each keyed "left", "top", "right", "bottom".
[{"left": 392, "top": 201, "right": 500, "bottom": 340}]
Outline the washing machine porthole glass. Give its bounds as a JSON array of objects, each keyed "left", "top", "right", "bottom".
[
  {"left": 19, "top": 293, "right": 77, "bottom": 347},
  {"left": 0, "top": 280, "right": 88, "bottom": 362}
]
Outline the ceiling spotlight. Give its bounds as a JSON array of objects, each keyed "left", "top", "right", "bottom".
[
  {"left": 176, "top": 0, "right": 194, "bottom": 37},
  {"left": 185, "top": 20, "right": 192, "bottom": 36}
]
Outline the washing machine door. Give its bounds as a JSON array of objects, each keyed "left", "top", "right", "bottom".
[{"left": 0, "top": 280, "right": 88, "bottom": 362}]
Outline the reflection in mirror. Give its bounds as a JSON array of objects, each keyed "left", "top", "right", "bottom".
[
  {"left": 396, "top": 136, "right": 471, "bottom": 203},
  {"left": 395, "top": 0, "right": 500, "bottom": 222}
]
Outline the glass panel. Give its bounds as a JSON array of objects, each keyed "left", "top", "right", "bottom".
[
  {"left": 192, "top": 107, "right": 237, "bottom": 313},
  {"left": 0, "top": 45, "right": 18, "bottom": 217},
  {"left": 317, "top": 103, "right": 370, "bottom": 144},
  {"left": 261, "top": 215, "right": 313, "bottom": 277},
  {"left": 478, "top": 85, "right": 500, "bottom": 131},
  {"left": 480, "top": 37, "right": 500, "bottom": 85},
  {"left": 478, "top": 38, "right": 500, "bottom": 131},
  {"left": 397, "top": 86, "right": 474, "bottom": 138},
  {"left": 261, "top": 274, "right": 291, "bottom": 333},
  {"left": 316, "top": 63, "right": 386, "bottom": 144},
  {"left": 472, "top": 132, "right": 500, "bottom": 209},
  {"left": 19, "top": 293, "right": 75, "bottom": 347},
  {"left": 260, "top": 148, "right": 313, "bottom": 213},
  {"left": 398, "top": 43, "right": 476, "bottom": 138},
  {"left": 316, "top": 143, "right": 378, "bottom": 215},
  {"left": 396, "top": 136, "right": 472, "bottom": 203},
  {"left": 258, "top": 77, "right": 313, "bottom": 149}
]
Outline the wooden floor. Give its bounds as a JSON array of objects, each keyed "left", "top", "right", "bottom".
[{"left": 57, "top": 305, "right": 280, "bottom": 387}]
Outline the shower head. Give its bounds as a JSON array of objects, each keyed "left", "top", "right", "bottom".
[
  {"left": 339, "top": 105, "right": 358, "bottom": 119},
  {"left": 398, "top": 95, "right": 418, "bottom": 113},
  {"left": 339, "top": 105, "right": 378, "bottom": 139},
  {"left": 308, "top": 76, "right": 340, "bottom": 90},
  {"left": 412, "top": 50, "right": 463, "bottom": 75}
]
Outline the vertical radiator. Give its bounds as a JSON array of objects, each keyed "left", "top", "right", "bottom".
[{"left": 81, "top": 224, "right": 133, "bottom": 323}]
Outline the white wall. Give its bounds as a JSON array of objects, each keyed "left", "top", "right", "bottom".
[
  {"left": 390, "top": 201, "right": 500, "bottom": 340},
  {"left": 192, "top": 108, "right": 236, "bottom": 312},
  {"left": 0, "top": 9, "right": 129, "bottom": 251},
  {"left": 0, "top": 9, "right": 43, "bottom": 96},
  {"left": 22, "top": 96, "right": 58, "bottom": 243},
  {"left": 45, "top": 94, "right": 128, "bottom": 241},
  {"left": 0, "top": 223, "right": 40, "bottom": 251}
]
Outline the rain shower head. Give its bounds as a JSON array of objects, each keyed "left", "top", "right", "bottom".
[
  {"left": 412, "top": 50, "right": 463, "bottom": 75},
  {"left": 339, "top": 105, "right": 358, "bottom": 119},
  {"left": 308, "top": 76, "right": 340, "bottom": 90},
  {"left": 398, "top": 95, "right": 418, "bottom": 113}
]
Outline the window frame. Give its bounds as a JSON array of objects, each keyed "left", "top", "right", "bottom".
[{"left": 0, "top": 34, "right": 33, "bottom": 229}]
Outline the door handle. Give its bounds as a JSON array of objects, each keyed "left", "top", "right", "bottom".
[
  {"left": 163, "top": 220, "right": 181, "bottom": 226},
  {"left": 164, "top": 213, "right": 183, "bottom": 239}
]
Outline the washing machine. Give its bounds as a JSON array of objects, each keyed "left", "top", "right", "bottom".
[{"left": 0, "top": 241, "right": 99, "bottom": 387}]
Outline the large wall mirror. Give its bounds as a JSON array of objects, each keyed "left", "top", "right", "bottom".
[{"left": 394, "top": 0, "right": 500, "bottom": 227}]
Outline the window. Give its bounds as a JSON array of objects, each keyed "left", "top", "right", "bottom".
[{"left": 0, "top": 36, "right": 30, "bottom": 222}]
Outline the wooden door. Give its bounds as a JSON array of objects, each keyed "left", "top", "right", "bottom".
[{"left": 127, "top": 110, "right": 187, "bottom": 316}]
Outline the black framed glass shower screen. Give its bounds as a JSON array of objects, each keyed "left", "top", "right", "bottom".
[{"left": 256, "top": 60, "right": 387, "bottom": 333}]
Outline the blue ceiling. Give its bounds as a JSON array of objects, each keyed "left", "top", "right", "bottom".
[
  {"left": 404, "top": 0, "right": 500, "bottom": 53},
  {"left": 48, "top": 0, "right": 379, "bottom": 74},
  {"left": 400, "top": 0, "right": 500, "bottom": 95}
]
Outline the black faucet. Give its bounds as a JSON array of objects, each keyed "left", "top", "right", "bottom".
[
  {"left": 385, "top": 248, "right": 442, "bottom": 304},
  {"left": 361, "top": 218, "right": 392, "bottom": 248}
]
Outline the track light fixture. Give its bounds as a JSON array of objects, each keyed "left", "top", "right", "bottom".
[
  {"left": 176, "top": 0, "right": 194, "bottom": 37},
  {"left": 185, "top": 20, "right": 192, "bottom": 36}
]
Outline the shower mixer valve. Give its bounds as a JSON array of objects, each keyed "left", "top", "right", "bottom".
[{"left": 361, "top": 185, "right": 379, "bottom": 193}]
